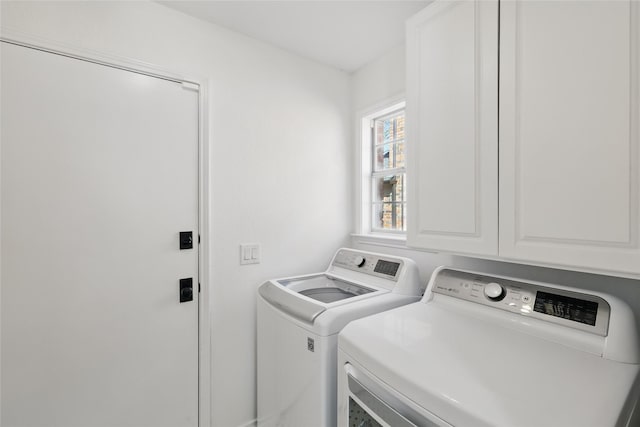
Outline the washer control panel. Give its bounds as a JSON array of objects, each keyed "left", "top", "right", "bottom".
[
  {"left": 331, "top": 249, "right": 403, "bottom": 281},
  {"left": 432, "top": 269, "right": 610, "bottom": 336}
]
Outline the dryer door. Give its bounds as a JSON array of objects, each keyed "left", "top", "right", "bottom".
[{"left": 344, "top": 364, "right": 452, "bottom": 427}]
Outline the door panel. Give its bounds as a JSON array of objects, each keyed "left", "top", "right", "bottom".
[
  {"left": 499, "top": 1, "right": 640, "bottom": 274},
  {"left": 406, "top": 0, "right": 498, "bottom": 256},
  {"left": 1, "top": 42, "right": 199, "bottom": 426}
]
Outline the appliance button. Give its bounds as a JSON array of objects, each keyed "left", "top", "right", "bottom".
[{"left": 484, "top": 282, "right": 506, "bottom": 301}]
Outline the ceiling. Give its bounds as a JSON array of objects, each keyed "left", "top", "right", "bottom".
[{"left": 158, "top": 1, "right": 431, "bottom": 73}]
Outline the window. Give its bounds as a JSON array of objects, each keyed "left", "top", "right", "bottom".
[{"left": 359, "top": 101, "right": 406, "bottom": 235}]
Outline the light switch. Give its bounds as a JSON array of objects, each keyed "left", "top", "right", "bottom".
[{"left": 240, "top": 243, "right": 260, "bottom": 265}]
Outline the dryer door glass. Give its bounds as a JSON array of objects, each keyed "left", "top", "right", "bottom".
[
  {"left": 348, "top": 375, "right": 416, "bottom": 427},
  {"left": 345, "top": 368, "right": 451, "bottom": 427},
  {"left": 350, "top": 397, "right": 384, "bottom": 427}
]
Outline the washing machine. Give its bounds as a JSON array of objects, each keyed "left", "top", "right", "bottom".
[
  {"left": 257, "top": 248, "right": 424, "bottom": 427},
  {"left": 338, "top": 266, "right": 640, "bottom": 427}
]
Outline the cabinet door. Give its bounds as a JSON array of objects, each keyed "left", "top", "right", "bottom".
[
  {"left": 500, "top": 1, "right": 640, "bottom": 274},
  {"left": 406, "top": 0, "right": 498, "bottom": 255}
]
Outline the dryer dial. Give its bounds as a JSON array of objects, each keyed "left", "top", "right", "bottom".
[
  {"left": 484, "top": 282, "right": 506, "bottom": 301},
  {"left": 354, "top": 256, "right": 366, "bottom": 267}
]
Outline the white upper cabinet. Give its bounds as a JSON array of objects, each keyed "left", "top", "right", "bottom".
[
  {"left": 407, "top": 0, "right": 640, "bottom": 276},
  {"left": 406, "top": 0, "right": 499, "bottom": 256},
  {"left": 500, "top": 1, "right": 640, "bottom": 275}
]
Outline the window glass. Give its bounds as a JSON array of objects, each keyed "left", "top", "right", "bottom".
[
  {"left": 372, "top": 174, "right": 406, "bottom": 231},
  {"left": 371, "top": 109, "right": 406, "bottom": 232},
  {"left": 374, "top": 142, "right": 405, "bottom": 171},
  {"left": 372, "top": 202, "right": 406, "bottom": 232},
  {"left": 374, "top": 113, "right": 405, "bottom": 171}
]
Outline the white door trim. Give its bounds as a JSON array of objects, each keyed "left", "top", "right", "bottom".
[{"left": 0, "top": 29, "right": 212, "bottom": 427}]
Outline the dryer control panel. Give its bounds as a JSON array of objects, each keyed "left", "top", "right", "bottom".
[
  {"left": 331, "top": 249, "right": 403, "bottom": 282},
  {"left": 432, "top": 269, "right": 610, "bottom": 336}
]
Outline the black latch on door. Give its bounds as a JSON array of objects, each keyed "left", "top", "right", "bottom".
[
  {"left": 179, "top": 278, "right": 193, "bottom": 303},
  {"left": 179, "top": 231, "right": 193, "bottom": 250}
]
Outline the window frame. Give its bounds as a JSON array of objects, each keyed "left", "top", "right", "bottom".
[{"left": 356, "top": 98, "right": 407, "bottom": 238}]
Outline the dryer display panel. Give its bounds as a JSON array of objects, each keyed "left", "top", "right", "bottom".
[
  {"left": 533, "top": 291, "right": 598, "bottom": 326},
  {"left": 432, "top": 269, "right": 610, "bottom": 336}
]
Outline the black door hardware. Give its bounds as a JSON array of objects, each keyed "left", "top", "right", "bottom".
[
  {"left": 179, "top": 278, "right": 193, "bottom": 303},
  {"left": 179, "top": 231, "right": 193, "bottom": 250}
]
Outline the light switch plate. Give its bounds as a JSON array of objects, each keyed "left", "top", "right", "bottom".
[{"left": 240, "top": 243, "right": 260, "bottom": 265}]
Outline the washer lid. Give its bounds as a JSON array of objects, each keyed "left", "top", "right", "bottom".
[
  {"left": 259, "top": 274, "right": 378, "bottom": 324},
  {"left": 339, "top": 302, "right": 640, "bottom": 427},
  {"left": 278, "top": 274, "right": 376, "bottom": 301}
]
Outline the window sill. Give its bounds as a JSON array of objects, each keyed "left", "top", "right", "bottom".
[{"left": 351, "top": 233, "right": 408, "bottom": 249}]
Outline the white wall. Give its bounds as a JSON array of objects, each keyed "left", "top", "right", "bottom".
[
  {"left": 352, "top": 45, "right": 405, "bottom": 113},
  {"left": 1, "top": 2, "right": 352, "bottom": 426},
  {"left": 350, "top": 44, "right": 640, "bottom": 326}
]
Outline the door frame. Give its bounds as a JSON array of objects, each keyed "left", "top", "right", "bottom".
[{"left": 0, "top": 30, "right": 212, "bottom": 427}]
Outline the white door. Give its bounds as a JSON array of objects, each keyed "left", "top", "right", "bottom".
[
  {"left": 499, "top": 1, "right": 640, "bottom": 274},
  {"left": 406, "top": 0, "right": 498, "bottom": 256},
  {"left": 1, "top": 42, "right": 199, "bottom": 426}
]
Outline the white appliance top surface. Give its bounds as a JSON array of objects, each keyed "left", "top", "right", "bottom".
[
  {"left": 277, "top": 274, "right": 378, "bottom": 299},
  {"left": 258, "top": 249, "right": 424, "bottom": 335},
  {"left": 339, "top": 301, "right": 640, "bottom": 427}
]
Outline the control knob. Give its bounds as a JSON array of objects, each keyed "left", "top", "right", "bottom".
[
  {"left": 484, "top": 282, "right": 506, "bottom": 301},
  {"left": 354, "top": 256, "right": 366, "bottom": 268}
]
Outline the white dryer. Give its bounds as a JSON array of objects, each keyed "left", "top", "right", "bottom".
[
  {"left": 257, "top": 248, "right": 424, "bottom": 427},
  {"left": 338, "top": 267, "right": 640, "bottom": 427}
]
